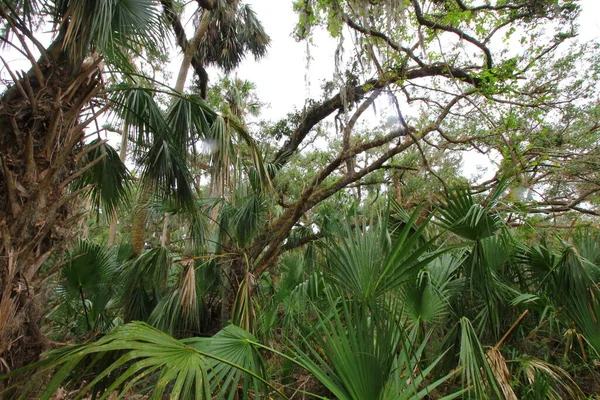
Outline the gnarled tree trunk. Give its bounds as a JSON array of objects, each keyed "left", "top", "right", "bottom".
[{"left": 0, "top": 35, "right": 103, "bottom": 370}]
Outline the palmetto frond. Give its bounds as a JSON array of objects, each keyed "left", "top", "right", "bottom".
[
  {"left": 401, "top": 270, "right": 450, "bottom": 326},
  {"left": 186, "top": 325, "right": 268, "bottom": 399},
  {"left": 458, "top": 317, "right": 503, "bottom": 399},
  {"left": 218, "top": 190, "right": 268, "bottom": 247},
  {"left": 437, "top": 187, "right": 503, "bottom": 241},
  {"left": 198, "top": 1, "right": 270, "bottom": 73},
  {"left": 166, "top": 93, "right": 215, "bottom": 152},
  {"left": 57, "top": 239, "right": 119, "bottom": 331},
  {"left": 110, "top": 86, "right": 212, "bottom": 210},
  {"left": 6, "top": 322, "right": 279, "bottom": 399},
  {"left": 74, "top": 139, "right": 131, "bottom": 221},
  {"left": 208, "top": 115, "right": 272, "bottom": 195},
  {"left": 148, "top": 261, "right": 209, "bottom": 335},
  {"left": 120, "top": 246, "right": 171, "bottom": 322},
  {"left": 52, "top": 0, "right": 166, "bottom": 65},
  {"left": 325, "top": 207, "right": 449, "bottom": 305},
  {"left": 516, "top": 357, "right": 585, "bottom": 399},
  {"left": 288, "top": 297, "right": 457, "bottom": 400},
  {"left": 522, "top": 235, "right": 600, "bottom": 356}
]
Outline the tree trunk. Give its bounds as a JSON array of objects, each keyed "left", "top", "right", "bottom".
[
  {"left": 220, "top": 258, "right": 245, "bottom": 324},
  {"left": 174, "top": 11, "right": 211, "bottom": 93},
  {"left": 0, "top": 35, "right": 101, "bottom": 370}
]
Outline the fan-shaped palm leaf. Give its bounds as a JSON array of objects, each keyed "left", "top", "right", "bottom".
[
  {"left": 186, "top": 324, "right": 268, "bottom": 399},
  {"left": 402, "top": 270, "right": 450, "bottom": 326},
  {"left": 109, "top": 86, "right": 202, "bottom": 211},
  {"left": 53, "top": 0, "right": 165, "bottom": 65},
  {"left": 58, "top": 239, "right": 118, "bottom": 330},
  {"left": 287, "top": 297, "right": 458, "bottom": 400},
  {"left": 516, "top": 356, "right": 585, "bottom": 399},
  {"left": 5, "top": 322, "right": 283, "bottom": 399},
  {"left": 148, "top": 261, "right": 206, "bottom": 335},
  {"left": 458, "top": 317, "right": 503, "bottom": 399},
  {"left": 74, "top": 139, "right": 131, "bottom": 221},
  {"left": 120, "top": 246, "right": 171, "bottom": 322},
  {"left": 437, "top": 188, "right": 503, "bottom": 241},
  {"left": 198, "top": 1, "right": 270, "bottom": 73},
  {"left": 325, "top": 207, "right": 451, "bottom": 305}
]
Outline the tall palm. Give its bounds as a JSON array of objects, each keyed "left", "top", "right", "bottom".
[
  {"left": 0, "top": 0, "right": 207, "bottom": 370},
  {"left": 163, "top": 0, "right": 270, "bottom": 98}
]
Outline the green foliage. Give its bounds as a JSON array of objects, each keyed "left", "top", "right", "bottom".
[
  {"left": 186, "top": 324, "right": 268, "bottom": 399},
  {"left": 198, "top": 1, "right": 270, "bottom": 72},
  {"left": 458, "top": 317, "right": 503, "bottom": 399},
  {"left": 50, "top": 239, "right": 120, "bottom": 334},
  {"left": 75, "top": 139, "right": 131, "bottom": 221},
  {"left": 324, "top": 206, "right": 450, "bottom": 305},
  {"left": 4, "top": 322, "right": 279, "bottom": 400},
  {"left": 437, "top": 187, "right": 504, "bottom": 241},
  {"left": 288, "top": 296, "right": 460, "bottom": 400},
  {"left": 4, "top": 0, "right": 600, "bottom": 398},
  {"left": 53, "top": 0, "right": 166, "bottom": 65}
]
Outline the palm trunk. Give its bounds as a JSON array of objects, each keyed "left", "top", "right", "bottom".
[
  {"left": 160, "top": 214, "right": 170, "bottom": 247},
  {"left": 174, "top": 11, "right": 211, "bottom": 93},
  {"left": 0, "top": 34, "right": 102, "bottom": 369},
  {"left": 220, "top": 258, "right": 245, "bottom": 324},
  {"left": 130, "top": 198, "right": 148, "bottom": 256}
]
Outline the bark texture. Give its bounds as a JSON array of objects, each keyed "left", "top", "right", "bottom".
[{"left": 0, "top": 35, "right": 102, "bottom": 369}]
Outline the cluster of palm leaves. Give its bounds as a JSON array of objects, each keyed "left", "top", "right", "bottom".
[{"left": 5, "top": 182, "right": 600, "bottom": 399}]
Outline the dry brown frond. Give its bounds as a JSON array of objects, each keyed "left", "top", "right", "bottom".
[
  {"left": 486, "top": 348, "right": 518, "bottom": 400},
  {"left": 179, "top": 261, "right": 197, "bottom": 316}
]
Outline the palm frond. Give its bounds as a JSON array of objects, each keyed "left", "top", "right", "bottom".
[
  {"left": 148, "top": 261, "right": 205, "bottom": 335},
  {"left": 287, "top": 297, "right": 456, "bottom": 400},
  {"left": 402, "top": 270, "right": 450, "bottom": 326},
  {"left": 186, "top": 324, "right": 268, "bottom": 399},
  {"left": 437, "top": 188, "right": 502, "bottom": 241},
  {"left": 121, "top": 246, "right": 171, "bottom": 322},
  {"left": 458, "top": 317, "right": 503, "bottom": 399},
  {"left": 5, "top": 322, "right": 281, "bottom": 399},
  {"left": 198, "top": 1, "right": 270, "bottom": 73},
  {"left": 54, "top": 0, "right": 165, "bottom": 65},
  {"left": 109, "top": 86, "right": 202, "bottom": 211},
  {"left": 59, "top": 239, "right": 118, "bottom": 330},
  {"left": 74, "top": 139, "right": 131, "bottom": 221},
  {"left": 517, "top": 356, "right": 585, "bottom": 400},
  {"left": 324, "top": 207, "right": 450, "bottom": 305}
]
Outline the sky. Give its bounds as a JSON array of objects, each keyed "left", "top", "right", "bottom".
[{"left": 3, "top": 0, "right": 598, "bottom": 120}]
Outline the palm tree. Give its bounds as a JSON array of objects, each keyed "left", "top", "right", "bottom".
[
  {"left": 162, "top": 0, "right": 270, "bottom": 98},
  {"left": 0, "top": 0, "right": 210, "bottom": 370}
]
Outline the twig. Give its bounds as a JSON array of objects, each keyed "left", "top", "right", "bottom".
[{"left": 494, "top": 310, "right": 529, "bottom": 351}]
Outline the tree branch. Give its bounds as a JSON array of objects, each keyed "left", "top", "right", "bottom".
[{"left": 411, "top": 0, "right": 493, "bottom": 69}]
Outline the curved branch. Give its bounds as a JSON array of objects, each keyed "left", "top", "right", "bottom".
[
  {"left": 271, "top": 67, "right": 480, "bottom": 169},
  {"left": 454, "top": 0, "right": 529, "bottom": 13},
  {"left": 342, "top": 13, "right": 426, "bottom": 68},
  {"left": 411, "top": 0, "right": 493, "bottom": 69}
]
